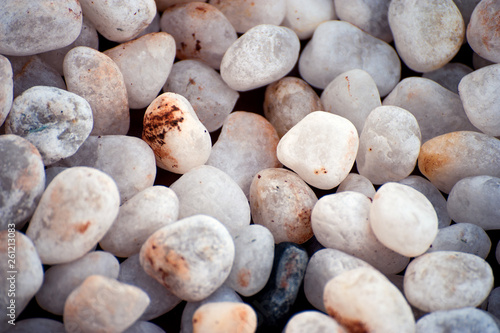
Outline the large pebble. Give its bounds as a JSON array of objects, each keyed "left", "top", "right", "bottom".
[
  {"left": 312, "top": 191, "right": 410, "bottom": 275},
  {"left": 208, "top": 0, "right": 286, "bottom": 33},
  {"left": 226, "top": 225, "right": 275, "bottom": 296},
  {"left": 54, "top": 135, "right": 156, "bottom": 204},
  {"left": 35, "top": 251, "right": 120, "bottom": 315},
  {"left": 250, "top": 168, "right": 317, "bottom": 244},
  {"left": 336, "top": 173, "right": 376, "bottom": 199},
  {"left": 0, "top": 0, "right": 82, "bottom": 56},
  {"left": 207, "top": 111, "right": 281, "bottom": 197},
  {"left": 459, "top": 63, "right": 500, "bottom": 136},
  {"left": 0, "top": 55, "right": 13, "bottom": 127},
  {"left": 170, "top": 165, "right": 250, "bottom": 237},
  {"left": 164, "top": 60, "right": 239, "bottom": 132},
  {"left": 398, "top": 175, "right": 451, "bottom": 228},
  {"left": 383, "top": 77, "right": 477, "bottom": 143},
  {"left": 427, "top": 223, "right": 491, "bottom": 258},
  {"left": 283, "top": 311, "right": 346, "bottom": 333},
  {"left": 324, "top": 266, "right": 415, "bottom": 332},
  {"left": 64, "top": 46, "right": 130, "bottom": 135},
  {"left": 404, "top": 251, "right": 494, "bottom": 312},
  {"left": 277, "top": 111, "right": 358, "bottom": 190},
  {"left": 298, "top": 20, "right": 400, "bottom": 96},
  {"left": 192, "top": 302, "right": 257, "bottom": 333},
  {"left": 118, "top": 254, "right": 182, "bottom": 321},
  {"left": 26, "top": 167, "right": 120, "bottom": 265},
  {"left": 5, "top": 86, "right": 93, "bottom": 165},
  {"left": 356, "top": 105, "right": 421, "bottom": 184},
  {"left": 303, "top": 248, "right": 372, "bottom": 312},
  {"left": 104, "top": 32, "right": 176, "bottom": 109},
  {"left": 388, "top": 0, "right": 465, "bottom": 72},
  {"left": 139, "top": 215, "right": 235, "bottom": 302},
  {"left": 160, "top": 2, "right": 237, "bottom": 70},
  {"left": 282, "top": 0, "right": 337, "bottom": 40},
  {"left": 0, "top": 135, "right": 45, "bottom": 229},
  {"left": 0, "top": 230, "right": 44, "bottom": 332},
  {"left": 7, "top": 318, "right": 65, "bottom": 333},
  {"left": 467, "top": 0, "right": 500, "bottom": 63},
  {"left": 320, "top": 69, "right": 381, "bottom": 135},
  {"left": 63, "top": 275, "right": 150, "bottom": 333},
  {"left": 264, "top": 77, "right": 323, "bottom": 138},
  {"left": 220, "top": 24, "right": 300, "bottom": 91},
  {"left": 370, "top": 182, "right": 438, "bottom": 257},
  {"left": 422, "top": 62, "right": 473, "bottom": 94},
  {"left": 142, "top": 92, "right": 211, "bottom": 173},
  {"left": 416, "top": 307, "right": 500, "bottom": 333},
  {"left": 418, "top": 131, "right": 500, "bottom": 193},
  {"left": 100, "top": 186, "right": 179, "bottom": 257},
  {"left": 447, "top": 175, "right": 500, "bottom": 230},
  {"left": 79, "top": 0, "right": 156, "bottom": 42}
]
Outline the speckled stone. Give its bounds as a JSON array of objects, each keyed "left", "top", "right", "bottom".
[
  {"left": 422, "top": 62, "right": 473, "bottom": 94},
  {"left": 0, "top": 135, "right": 45, "bottom": 229},
  {"left": 0, "top": 55, "right": 13, "bottom": 127},
  {"left": 426, "top": 223, "right": 491, "bottom": 258},
  {"left": 192, "top": 302, "right": 257, "bottom": 333},
  {"left": 416, "top": 307, "right": 500, "bottom": 333},
  {"left": 336, "top": 173, "right": 376, "bottom": 199},
  {"left": 282, "top": 0, "right": 337, "bottom": 40},
  {"left": 283, "top": 311, "right": 346, "bottom": 333},
  {"left": 467, "top": 0, "right": 500, "bottom": 63},
  {"left": 6, "top": 318, "right": 65, "bottom": 333}
]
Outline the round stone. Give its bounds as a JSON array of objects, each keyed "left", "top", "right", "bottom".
[
  {"left": 0, "top": 55, "right": 13, "bottom": 127},
  {"left": 336, "top": 173, "right": 376, "bottom": 199},
  {"left": 282, "top": 0, "right": 337, "bottom": 40},
  {"left": 277, "top": 111, "right": 359, "bottom": 190},
  {"left": 404, "top": 251, "right": 494, "bottom": 312},
  {"left": 26, "top": 167, "right": 120, "bottom": 265},
  {"left": 467, "top": 0, "right": 500, "bottom": 63},
  {"left": 283, "top": 311, "right": 346, "bottom": 333},
  {"left": 422, "top": 62, "right": 473, "bottom": 94},
  {"left": 192, "top": 302, "right": 257, "bottom": 333},
  {"left": 139, "top": 215, "right": 235, "bottom": 302},
  {"left": 416, "top": 307, "right": 500, "bottom": 333},
  {"left": 142, "top": 92, "right": 211, "bottom": 174},
  {"left": 5, "top": 86, "right": 93, "bottom": 165}
]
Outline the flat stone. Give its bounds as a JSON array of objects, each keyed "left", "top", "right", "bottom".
[
  {"left": 0, "top": 0, "right": 82, "bottom": 56},
  {"left": 250, "top": 168, "right": 317, "bottom": 244},
  {"left": 5, "top": 86, "right": 93, "bottom": 165},
  {"left": 404, "top": 251, "right": 494, "bottom": 312},
  {"left": 282, "top": 0, "right": 337, "bottom": 40},
  {"left": 467, "top": 0, "right": 500, "bottom": 63},
  {"left": 26, "top": 167, "right": 120, "bottom": 265},
  {"left": 104, "top": 32, "right": 176, "bottom": 109},
  {"left": 388, "top": 0, "right": 465, "bottom": 72},
  {"left": 192, "top": 302, "right": 257, "bottom": 333},
  {"left": 63, "top": 275, "right": 150, "bottom": 333},
  {"left": 164, "top": 60, "right": 239, "bottom": 132},
  {"left": 35, "top": 251, "right": 120, "bottom": 315},
  {"left": 142, "top": 92, "right": 211, "bottom": 174},
  {"left": 298, "top": 20, "right": 400, "bottom": 96},
  {"left": 277, "top": 111, "right": 359, "bottom": 190},
  {"left": 139, "top": 215, "right": 235, "bottom": 302},
  {"left": 422, "top": 62, "right": 473, "bottom": 94},
  {"left": 220, "top": 24, "right": 300, "bottom": 91},
  {"left": 0, "top": 135, "right": 45, "bottom": 229},
  {"left": 7, "top": 318, "right": 65, "bottom": 333},
  {"left": 0, "top": 55, "right": 13, "bottom": 127},
  {"left": 416, "top": 307, "right": 500, "bottom": 333},
  {"left": 336, "top": 173, "right": 376, "bottom": 199},
  {"left": 63, "top": 46, "right": 130, "bottom": 136},
  {"left": 283, "top": 310, "right": 346, "bottom": 333}
]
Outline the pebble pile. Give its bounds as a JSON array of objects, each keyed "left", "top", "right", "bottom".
[{"left": 1, "top": 0, "right": 500, "bottom": 332}]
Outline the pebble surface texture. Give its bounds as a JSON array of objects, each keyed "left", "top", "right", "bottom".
[
  {"left": 467, "top": 0, "right": 500, "bottom": 63},
  {"left": 416, "top": 307, "right": 500, "bottom": 333},
  {"left": 0, "top": 55, "right": 13, "bottom": 127},
  {"left": 282, "top": 0, "right": 337, "bottom": 40},
  {"left": 192, "top": 302, "right": 257, "bottom": 333},
  {"left": 283, "top": 310, "right": 346, "bottom": 333}
]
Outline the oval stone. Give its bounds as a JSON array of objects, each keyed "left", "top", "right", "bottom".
[
  {"left": 467, "top": 0, "right": 500, "bottom": 63},
  {"left": 426, "top": 223, "right": 491, "bottom": 258},
  {"left": 416, "top": 307, "right": 500, "bottom": 333},
  {"left": 192, "top": 302, "right": 257, "bottom": 333},
  {"left": 283, "top": 311, "right": 346, "bottom": 333},
  {"left": 0, "top": 55, "right": 13, "bottom": 127}
]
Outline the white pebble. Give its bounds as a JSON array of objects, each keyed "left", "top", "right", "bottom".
[
  {"left": 467, "top": 0, "right": 500, "bottom": 63},
  {"left": 282, "top": 0, "right": 337, "bottom": 40},
  {"left": 283, "top": 311, "right": 346, "bottom": 333}
]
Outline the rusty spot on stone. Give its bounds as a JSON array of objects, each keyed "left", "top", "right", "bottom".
[
  {"left": 195, "top": 40, "right": 202, "bottom": 52},
  {"left": 345, "top": 75, "right": 352, "bottom": 97},
  {"left": 164, "top": 249, "right": 190, "bottom": 280},
  {"left": 238, "top": 268, "right": 251, "bottom": 288},
  {"left": 419, "top": 151, "right": 449, "bottom": 177},
  {"left": 314, "top": 167, "right": 327, "bottom": 175},
  {"left": 76, "top": 221, "right": 91, "bottom": 233},
  {"left": 326, "top": 306, "right": 368, "bottom": 333},
  {"left": 180, "top": 42, "right": 187, "bottom": 50},
  {"left": 195, "top": 5, "right": 207, "bottom": 13},
  {"left": 189, "top": 78, "right": 196, "bottom": 85},
  {"left": 286, "top": 207, "right": 313, "bottom": 244}
]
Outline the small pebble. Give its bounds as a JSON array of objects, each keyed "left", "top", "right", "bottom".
[
  {"left": 63, "top": 275, "right": 150, "bottom": 333},
  {"left": 370, "top": 182, "right": 438, "bottom": 257},
  {"left": 220, "top": 24, "right": 300, "bottom": 91},
  {"left": 422, "top": 62, "right": 473, "bottom": 94},
  {"left": 298, "top": 20, "right": 400, "bottom": 96},
  {"left": 160, "top": 2, "right": 237, "bottom": 70},
  {"left": 0, "top": 55, "right": 13, "bottom": 127},
  {"left": 0, "top": 0, "right": 82, "bottom": 56},
  {"left": 388, "top": 0, "right": 465, "bottom": 72},
  {"left": 170, "top": 165, "right": 250, "bottom": 237},
  {"left": 283, "top": 310, "right": 346, "bottom": 333},
  {"left": 416, "top": 307, "right": 500, "bottom": 333},
  {"left": 104, "top": 32, "right": 176, "bottom": 109},
  {"left": 142, "top": 92, "right": 211, "bottom": 174},
  {"left": 26, "top": 167, "right": 120, "bottom": 265},
  {"left": 356, "top": 105, "right": 421, "bottom": 184},
  {"left": 282, "top": 0, "right": 337, "bottom": 40},
  {"left": 63, "top": 46, "right": 130, "bottom": 136},
  {"left": 277, "top": 111, "right": 359, "bottom": 190},
  {"left": 207, "top": 111, "right": 281, "bottom": 198},
  {"left": 226, "top": 224, "right": 275, "bottom": 296},
  {"left": 250, "top": 168, "right": 317, "bottom": 244},
  {"left": 418, "top": 131, "right": 500, "bottom": 193},
  {"left": 118, "top": 254, "right": 182, "bottom": 321},
  {"left": 336, "top": 173, "right": 376, "bottom": 199},
  {"left": 79, "top": 0, "right": 156, "bottom": 42},
  {"left": 467, "top": 0, "right": 500, "bottom": 63},
  {"left": 0, "top": 134, "right": 45, "bottom": 229},
  {"left": 5, "top": 86, "right": 93, "bottom": 165},
  {"left": 192, "top": 302, "right": 257, "bottom": 333},
  {"left": 264, "top": 76, "right": 323, "bottom": 138},
  {"left": 35, "top": 251, "right": 120, "bottom": 315},
  {"left": 447, "top": 175, "right": 500, "bottom": 230},
  {"left": 164, "top": 59, "right": 239, "bottom": 132},
  {"left": 123, "top": 321, "right": 166, "bottom": 333},
  {"left": 404, "top": 251, "right": 494, "bottom": 312},
  {"left": 139, "top": 214, "right": 235, "bottom": 302},
  {"left": 488, "top": 287, "right": 500, "bottom": 319},
  {"left": 6, "top": 318, "right": 65, "bottom": 333}
]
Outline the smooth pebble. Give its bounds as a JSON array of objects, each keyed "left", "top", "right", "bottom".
[
  {"left": 336, "top": 173, "right": 376, "bottom": 199},
  {"left": 283, "top": 310, "right": 346, "bottom": 333},
  {"left": 416, "top": 307, "right": 500, "bottom": 333},
  {"left": 0, "top": 55, "right": 13, "bottom": 127},
  {"left": 282, "top": 0, "right": 337, "bottom": 40},
  {"left": 192, "top": 302, "right": 257, "bottom": 333},
  {"left": 422, "top": 62, "right": 473, "bottom": 94},
  {"left": 467, "top": 0, "right": 500, "bottom": 63}
]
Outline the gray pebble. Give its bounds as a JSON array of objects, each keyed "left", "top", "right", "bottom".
[
  {"left": 336, "top": 173, "right": 376, "bottom": 199},
  {"left": 6, "top": 318, "right": 65, "bottom": 333},
  {"left": 422, "top": 62, "right": 473, "bottom": 94},
  {"left": 427, "top": 223, "right": 491, "bottom": 258},
  {"left": 487, "top": 287, "right": 500, "bottom": 319},
  {"left": 0, "top": 55, "right": 13, "bottom": 127},
  {"left": 416, "top": 307, "right": 500, "bottom": 333}
]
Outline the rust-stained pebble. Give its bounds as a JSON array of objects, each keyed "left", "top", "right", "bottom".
[
  {"left": 142, "top": 92, "right": 211, "bottom": 174},
  {"left": 192, "top": 302, "right": 257, "bottom": 333},
  {"left": 467, "top": 0, "right": 500, "bottom": 63}
]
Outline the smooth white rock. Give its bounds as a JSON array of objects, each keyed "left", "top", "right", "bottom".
[
  {"left": 426, "top": 223, "right": 491, "bottom": 258},
  {"left": 283, "top": 311, "right": 346, "bottom": 333},
  {"left": 416, "top": 307, "right": 500, "bottom": 333},
  {"left": 422, "top": 62, "right": 473, "bottom": 94},
  {"left": 282, "top": 0, "right": 337, "bottom": 40},
  {"left": 467, "top": 0, "right": 500, "bottom": 63},
  {"left": 336, "top": 173, "right": 376, "bottom": 199},
  {"left": 0, "top": 55, "right": 13, "bottom": 127}
]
